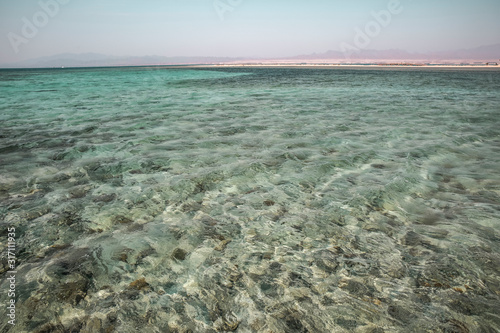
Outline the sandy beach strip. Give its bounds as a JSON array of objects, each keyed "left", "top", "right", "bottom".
[{"left": 185, "top": 63, "right": 500, "bottom": 71}]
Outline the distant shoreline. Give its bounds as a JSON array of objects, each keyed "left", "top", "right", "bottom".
[
  {"left": 1, "top": 63, "right": 499, "bottom": 70},
  {"left": 193, "top": 63, "right": 500, "bottom": 70}
]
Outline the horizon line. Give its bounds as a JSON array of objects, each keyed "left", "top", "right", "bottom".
[{"left": 1, "top": 62, "right": 500, "bottom": 71}]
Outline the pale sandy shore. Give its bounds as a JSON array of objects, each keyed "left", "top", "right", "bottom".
[{"left": 185, "top": 64, "right": 500, "bottom": 70}]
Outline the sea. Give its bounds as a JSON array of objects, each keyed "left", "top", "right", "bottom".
[{"left": 0, "top": 66, "right": 499, "bottom": 332}]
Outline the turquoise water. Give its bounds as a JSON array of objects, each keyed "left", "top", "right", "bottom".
[{"left": 1, "top": 66, "right": 499, "bottom": 332}]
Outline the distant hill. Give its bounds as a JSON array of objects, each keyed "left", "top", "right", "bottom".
[
  {"left": 288, "top": 44, "right": 500, "bottom": 63},
  {"left": 0, "top": 53, "right": 242, "bottom": 68},
  {"left": 1, "top": 44, "right": 499, "bottom": 68}
]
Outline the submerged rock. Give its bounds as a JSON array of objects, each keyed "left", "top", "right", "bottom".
[
  {"left": 335, "top": 318, "right": 359, "bottom": 329},
  {"left": 439, "top": 319, "right": 470, "bottom": 333},
  {"left": 21, "top": 205, "right": 52, "bottom": 221},
  {"left": 114, "top": 215, "right": 133, "bottom": 224},
  {"left": 371, "top": 164, "right": 386, "bottom": 169},
  {"left": 387, "top": 305, "right": 416, "bottom": 324},
  {"left": 403, "top": 231, "right": 425, "bottom": 246},
  {"left": 134, "top": 246, "right": 156, "bottom": 265},
  {"left": 340, "top": 279, "right": 374, "bottom": 298},
  {"left": 111, "top": 248, "right": 133, "bottom": 263},
  {"left": 172, "top": 248, "right": 188, "bottom": 261},
  {"left": 313, "top": 249, "right": 339, "bottom": 273},
  {"left": 93, "top": 193, "right": 117, "bottom": 203},
  {"left": 45, "top": 247, "right": 92, "bottom": 278},
  {"left": 128, "top": 277, "right": 150, "bottom": 291},
  {"left": 69, "top": 185, "right": 91, "bottom": 199},
  {"left": 214, "top": 239, "right": 231, "bottom": 251},
  {"left": 80, "top": 317, "right": 103, "bottom": 333},
  {"left": 214, "top": 313, "right": 240, "bottom": 332},
  {"left": 416, "top": 256, "right": 461, "bottom": 289},
  {"left": 285, "top": 317, "right": 306, "bottom": 332},
  {"left": 55, "top": 275, "right": 89, "bottom": 305},
  {"left": 32, "top": 323, "right": 66, "bottom": 333}
]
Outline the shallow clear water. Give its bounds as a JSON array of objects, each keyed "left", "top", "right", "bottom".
[{"left": 1, "top": 66, "right": 500, "bottom": 332}]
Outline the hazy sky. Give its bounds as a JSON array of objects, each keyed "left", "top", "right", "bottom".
[{"left": 1, "top": 0, "right": 499, "bottom": 63}]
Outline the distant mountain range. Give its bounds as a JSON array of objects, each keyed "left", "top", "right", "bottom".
[
  {"left": 289, "top": 44, "right": 500, "bottom": 63},
  {"left": 0, "top": 53, "right": 243, "bottom": 68},
  {"left": 1, "top": 44, "right": 499, "bottom": 68}
]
